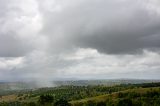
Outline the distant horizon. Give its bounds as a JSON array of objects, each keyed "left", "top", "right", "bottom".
[{"left": 1, "top": 78, "right": 160, "bottom": 83}]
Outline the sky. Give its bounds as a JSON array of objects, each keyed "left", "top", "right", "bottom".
[{"left": 0, "top": 0, "right": 160, "bottom": 82}]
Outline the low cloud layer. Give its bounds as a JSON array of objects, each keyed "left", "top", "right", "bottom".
[{"left": 0, "top": 0, "right": 160, "bottom": 82}]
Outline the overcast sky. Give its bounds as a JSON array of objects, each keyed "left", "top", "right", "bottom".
[{"left": 0, "top": 0, "right": 160, "bottom": 82}]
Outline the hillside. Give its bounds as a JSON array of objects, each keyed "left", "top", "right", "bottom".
[
  {"left": 0, "top": 82, "right": 160, "bottom": 106},
  {"left": 70, "top": 87, "right": 160, "bottom": 106}
]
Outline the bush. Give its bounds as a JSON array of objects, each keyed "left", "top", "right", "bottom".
[
  {"left": 28, "top": 102, "right": 36, "bottom": 106},
  {"left": 54, "top": 99, "right": 71, "bottom": 106},
  {"left": 116, "top": 98, "right": 132, "bottom": 106},
  {"left": 39, "top": 95, "right": 53, "bottom": 104},
  {"left": 96, "top": 101, "right": 106, "bottom": 106}
]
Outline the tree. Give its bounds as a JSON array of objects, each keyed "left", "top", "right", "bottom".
[
  {"left": 39, "top": 95, "right": 53, "bottom": 104},
  {"left": 117, "top": 98, "right": 132, "bottom": 106},
  {"left": 54, "top": 99, "right": 71, "bottom": 106},
  {"left": 28, "top": 102, "right": 36, "bottom": 106},
  {"left": 96, "top": 101, "right": 106, "bottom": 106}
]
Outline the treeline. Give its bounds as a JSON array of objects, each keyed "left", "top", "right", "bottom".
[{"left": 120, "top": 82, "right": 160, "bottom": 88}]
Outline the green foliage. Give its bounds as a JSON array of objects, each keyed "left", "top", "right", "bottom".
[
  {"left": 39, "top": 95, "right": 53, "bottom": 104},
  {"left": 1, "top": 82, "right": 160, "bottom": 106},
  {"left": 54, "top": 99, "right": 71, "bottom": 106},
  {"left": 96, "top": 101, "right": 106, "bottom": 106},
  {"left": 70, "top": 86, "right": 160, "bottom": 106},
  {"left": 117, "top": 98, "right": 133, "bottom": 106},
  {"left": 28, "top": 102, "right": 36, "bottom": 106},
  {"left": 86, "top": 100, "right": 96, "bottom": 106}
]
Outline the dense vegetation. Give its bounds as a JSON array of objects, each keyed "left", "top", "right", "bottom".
[
  {"left": 0, "top": 82, "right": 160, "bottom": 106},
  {"left": 71, "top": 87, "right": 160, "bottom": 106}
]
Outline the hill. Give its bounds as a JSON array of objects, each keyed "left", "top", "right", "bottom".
[
  {"left": 70, "top": 87, "right": 160, "bottom": 106},
  {"left": 0, "top": 82, "right": 160, "bottom": 106}
]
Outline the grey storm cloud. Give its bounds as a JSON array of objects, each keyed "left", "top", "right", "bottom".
[
  {"left": 41, "top": 0, "right": 160, "bottom": 54},
  {"left": 0, "top": 31, "right": 33, "bottom": 57},
  {"left": 0, "top": 0, "right": 160, "bottom": 81},
  {"left": 0, "top": 0, "right": 31, "bottom": 57},
  {"left": 1, "top": 0, "right": 160, "bottom": 57}
]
